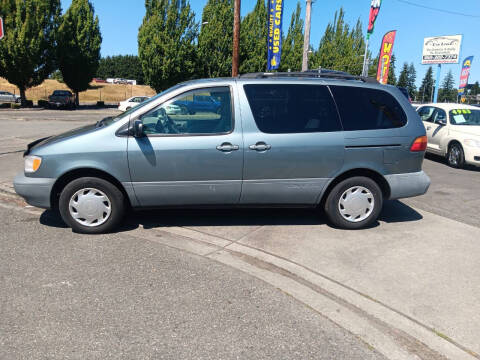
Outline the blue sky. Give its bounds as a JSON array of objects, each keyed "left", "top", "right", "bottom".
[{"left": 60, "top": 0, "right": 480, "bottom": 88}]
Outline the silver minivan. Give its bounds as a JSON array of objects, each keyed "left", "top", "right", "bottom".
[{"left": 14, "top": 73, "right": 430, "bottom": 233}]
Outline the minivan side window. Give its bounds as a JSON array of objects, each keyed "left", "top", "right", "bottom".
[
  {"left": 330, "top": 86, "right": 407, "bottom": 131},
  {"left": 243, "top": 84, "right": 342, "bottom": 134},
  {"left": 140, "top": 87, "right": 232, "bottom": 135}
]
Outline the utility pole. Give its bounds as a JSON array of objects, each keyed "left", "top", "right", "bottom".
[
  {"left": 232, "top": 0, "right": 241, "bottom": 77},
  {"left": 302, "top": 0, "right": 312, "bottom": 72}
]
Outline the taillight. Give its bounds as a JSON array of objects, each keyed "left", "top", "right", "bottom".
[{"left": 410, "top": 136, "right": 428, "bottom": 152}]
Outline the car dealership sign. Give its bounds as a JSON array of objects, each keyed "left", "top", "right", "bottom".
[{"left": 422, "top": 35, "right": 462, "bottom": 64}]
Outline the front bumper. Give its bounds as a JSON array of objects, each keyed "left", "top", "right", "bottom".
[
  {"left": 385, "top": 171, "right": 431, "bottom": 200},
  {"left": 13, "top": 172, "right": 56, "bottom": 209},
  {"left": 463, "top": 146, "right": 480, "bottom": 167}
]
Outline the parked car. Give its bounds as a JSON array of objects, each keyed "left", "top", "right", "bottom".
[
  {"left": 118, "top": 96, "right": 150, "bottom": 111},
  {"left": 48, "top": 90, "right": 75, "bottom": 109},
  {"left": 417, "top": 103, "right": 480, "bottom": 168},
  {"left": 0, "top": 90, "right": 21, "bottom": 104},
  {"left": 174, "top": 94, "right": 221, "bottom": 114},
  {"left": 14, "top": 72, "right": 430, "bottom": 234}
]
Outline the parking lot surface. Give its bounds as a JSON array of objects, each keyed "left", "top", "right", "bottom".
[{"left": 1, "top": 108, "right": 479, "bottom": 360}]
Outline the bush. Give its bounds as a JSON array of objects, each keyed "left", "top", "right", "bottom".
[
  {"left": 38, "top": 100, "right": 49, "bottom": 108},
  {"left": 96, "top": 101, "right": 105, "bottom": 107},
  {"left": 10, "top": 103, "right": 21, "bottom": 109}
]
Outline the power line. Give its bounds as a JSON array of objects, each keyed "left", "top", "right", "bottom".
[{"left": 395, "top": 0, "right": 480, "bottom": 19}]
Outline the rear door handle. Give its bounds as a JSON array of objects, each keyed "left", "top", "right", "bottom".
[
  {"left": 216, "top": 143, "right": 239, "bottom": 152},
  {"left": 249, "top": 142, "right": 271, "bottom": 151}
]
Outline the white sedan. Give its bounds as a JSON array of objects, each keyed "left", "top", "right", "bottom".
[
  {"left": 417, "top": 103, "right": 480, "bottom": 168},
  {"left": 118, "top": 96, "right": 150, "bottom": 112}
]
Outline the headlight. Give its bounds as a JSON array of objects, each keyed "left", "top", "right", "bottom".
[
  {"left": 24, "top": 156, "right": 42, "bottom": 173},
  {"left": 464, "top": 139, "right": 480, "bottom": 148}
]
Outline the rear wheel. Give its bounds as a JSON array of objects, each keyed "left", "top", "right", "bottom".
[
  {"left": 324, "top": 176, "right": 383, "bottom": 229},
  {"left": 59, "top": 177, "right": 126, "bottom": 234},
  {"left": 447, "top": 142, "right": 465, "bottom": 169}
]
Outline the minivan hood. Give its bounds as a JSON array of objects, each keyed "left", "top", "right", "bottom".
[
  {"left": 450, "top": 125, "right": 480, "bottom": 137},
  {"left": 26, "top": 123, "right": 97, "bottom": 155}
]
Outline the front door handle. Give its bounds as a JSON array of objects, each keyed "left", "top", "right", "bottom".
[
  {"left": 249, "top": 142, "right": 271, "bottom": 151},
  {"left": 426, "top": 126, "right": 432, "bottom": 130},
  {"left": 216, "top": 142, "right": 239, "bottom": 152}
]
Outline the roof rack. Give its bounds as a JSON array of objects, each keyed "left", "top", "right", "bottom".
[{"left": 239, "top": 71, "right": 378, "bottom": 84}]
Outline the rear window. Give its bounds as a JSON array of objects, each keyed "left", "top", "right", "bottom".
[
  {"left": 52, "top": 90, "right": 71, "bottom": 96},
  {"left": 330, "top": 86, "right": 407, "bottom": 131},
  {"left": 243, "top": 84, "right": 342, "bottom": 134}
]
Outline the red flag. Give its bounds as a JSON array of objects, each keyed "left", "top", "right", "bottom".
[
  {"left": 367, "top": 0, "right": 382, "bottom": 38},
  {"left": 376, "top": 30, "right": 397, "bottom": 85},
  {"left": 0, "top": 17, "right": 4, "bottom": 40}
]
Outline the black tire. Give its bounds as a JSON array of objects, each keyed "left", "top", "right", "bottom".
[
  {"left": 447, "top": 142, "right": 465, "bottom": 169},
  {"left": 58, "top": 177, "right": 126, "bottom": 234},
  {"left": 324, "top": 176, "right": 383, "bottom": 230}
]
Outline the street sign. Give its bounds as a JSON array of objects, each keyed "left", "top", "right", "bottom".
[
  {"left": 422, "top": 35, "right": 462, "bottom": 65},
  {"left": 0, "top": 17, "right": 4, "bottom": 40}
]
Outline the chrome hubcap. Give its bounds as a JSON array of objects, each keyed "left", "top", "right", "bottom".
[
  {"left": 449, "top": 147, "right": 460, "bottom": 165},
  {"left": 338, "top": 186, "right": 375, "bottom": 223},
  {"left": 69, "top": 188, "right": 111, "bottom": 227}
]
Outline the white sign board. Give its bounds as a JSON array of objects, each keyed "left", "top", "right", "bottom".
[{"left": 422, "top": 35, "right": 462, "bottom": 64}]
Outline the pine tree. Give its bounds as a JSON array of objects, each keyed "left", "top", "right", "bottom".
[
  {"left": 309, "top": 8, "right": 368, "bottom": 76},
  {"left": 0, "top": 0, "right": 61, "bottom": 105},
  {"left": 439, "top": 70, "right": 457, "bottom": 103},
  {"left": 279, "top": 2, "right": 303, "bottom": 72},
  {"left": 198, "top": 0, "right": 233, "bottom": 78},
  {"left": 407, "top": 63, "right": 417, "bottom": 100},
  {"left": 387, "top": 54, "right": 397, "bottom": 85},
  {"left": 418, "top": 66, "right": 434, "bottom": 103},
  {"left": 57, "top": 0, "right": 102, "bottom": 106},
  {"left": 397, "top": 63, "right": 409, "bottom": 88},
  {"left": 239, "top": 0, "right": 268, "bottom": 73},
  {"left": 138, "top": 0, "right": 198, "bottom": 92}
]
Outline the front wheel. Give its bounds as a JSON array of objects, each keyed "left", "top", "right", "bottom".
[
  {"left": 447, "top": 143, "right": 465, "bottom": 169},
  {"left": 59, "top": 177, "right": 126, "bottom": 234},
  {"left": 324, "top": 177, "right": 383, "bottom": 229}
]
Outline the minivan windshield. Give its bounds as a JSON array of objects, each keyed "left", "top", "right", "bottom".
[
  {"left": 449, "top": 109, "right": 480, "bottom": 126},
  {"left": 99, "top": 83, "right": 185, "bottom": 127}
]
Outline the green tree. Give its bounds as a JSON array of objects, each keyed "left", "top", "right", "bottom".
[
  {"left": 309, "top": 8, "right": 368, "bottom": 76},
  {"left": 439, "top": 70, "right": 457, "bottom": 103},
  {"left": 138, "top": 0, "right": 198, "bottom": 91},
  {"left": 96, "top": 55, "right": 145, "bottom": 84},
  {"left": 198, "top": 0, "right": 233, "bottom": 78},
  {"left": 279, "top": 2, "right": 303, "bottom": 72},
  {"left": 387, "top": 54, "right": 397, "bottom": 85},
  {"left": 397, "top": 62, "right": 409, "bottom": 88},
  {"left": 407, "top": 63, "right": 417, "bottom": 100},
  {"left": 57, "top": 0, "right": 102, "bottom": 105},
  {"left": 0, "top": 0, "right": 61, "bottom": 105},
  {"left": 418, "top": 66, "right": 434, "bottom": 103},
  {"left": 239, "top": 0, "right": 268, "bottom": 74}
]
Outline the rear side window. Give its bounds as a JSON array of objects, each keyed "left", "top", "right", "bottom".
[
  {"left": 243, "top": 84, "right": 342, "bottom": 134},
  {"left": 330, "top": 86, "right": 407, "bottom": 131}
]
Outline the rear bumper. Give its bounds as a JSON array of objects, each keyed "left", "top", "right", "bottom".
[
  {"left": 385, "top": 171, "right": 431, "bottom": 200},
  {"left": 13, "top": 172, "right": 56, "bottom": 209}
]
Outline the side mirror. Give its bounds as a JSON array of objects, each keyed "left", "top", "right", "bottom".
[
  {"left": 133, "top": 119, "right": 144, "bottom": 138},
  {"left": 437, "top": 119, "right": 447, "bottom": 126}
]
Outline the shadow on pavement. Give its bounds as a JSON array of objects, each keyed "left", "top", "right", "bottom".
[
  {"left": 426, "top": 153, "right": 480, "bottom": 172},
  {"left": 39, "top": 200, "right": 423, "bottom": 233}
]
